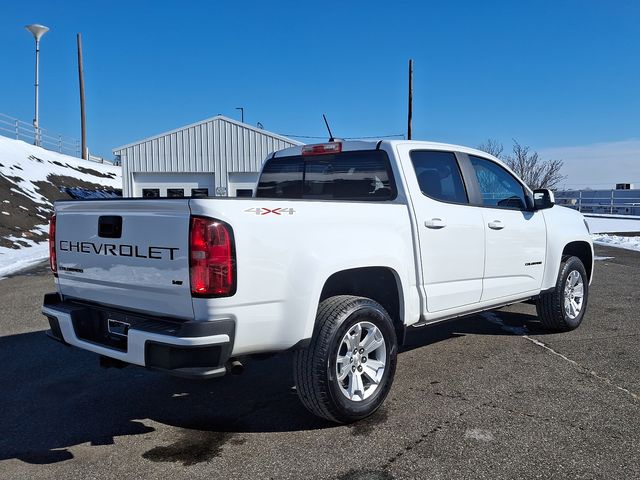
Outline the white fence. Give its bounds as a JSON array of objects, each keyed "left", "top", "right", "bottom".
[
  {"left": 0, "top": 112, "right": 80, "bottom": 157},
  {"left": 556, "top": 189, "right": 640, "bottom": 216}
]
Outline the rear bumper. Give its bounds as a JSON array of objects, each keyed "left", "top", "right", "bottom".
[{"left": 42, "top": 293, "right": 234, "bottom": 379}]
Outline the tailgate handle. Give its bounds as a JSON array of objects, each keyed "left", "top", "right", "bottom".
[{"left": 98, "top": 216, "right": 123, "bottom": 238}]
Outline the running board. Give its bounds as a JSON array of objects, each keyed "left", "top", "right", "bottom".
[{"left": 410, "top": 296, "right": 537, "bottom": 329}]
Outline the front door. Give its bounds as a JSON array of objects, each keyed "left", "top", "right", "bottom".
[{"left": 466, "top": 155, "right": 547, "bottom": 301}]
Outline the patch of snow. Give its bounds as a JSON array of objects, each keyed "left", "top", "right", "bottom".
[
  {"left": 585, "top": 214, "right": 640, "bottom": 234},
  {"left": 0, "top": 241, "right": 49, "bottom": 278},
  {"left": 594, "top": 256, "right": 614, "bottom": 261},
  {"left": 0, "top": 136, "right": 120, "bottom": 205},
  {"left": 592, "top": 234, "right": 640, "bottom": 252},
  {"left": 0, "top": 136, "right": 122, "bottom": 273}
]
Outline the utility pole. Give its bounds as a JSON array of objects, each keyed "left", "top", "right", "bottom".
[
  {"left": 407, "top": 59, "right": 413, "bottom": 140},
  {"left": 77, "top": 33, "right": 87, "bottom": 159},
  {"left": 25, "top": 24, "right": 49, "bottom": 146}
]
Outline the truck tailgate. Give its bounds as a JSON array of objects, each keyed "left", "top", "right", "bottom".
[{"left": 55, "top": 200, "right": 193, "bottom": 319}]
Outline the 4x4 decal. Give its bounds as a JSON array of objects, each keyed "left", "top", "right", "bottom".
[{"left": 244, "top": 207, "right": 296, "bottom": 216}]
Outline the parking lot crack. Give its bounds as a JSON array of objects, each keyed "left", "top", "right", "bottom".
[
  {"left": 481, "top": 312, "right": 639, "bottom": 402},
  {"left": 523, "top": 335, "right": 639, "bottom": 402},
  {"left": 379, "top": 402, "right": 479, "bottom": 473},
  {"left": 381, "top": 419, "right": 452, "bottom": 471}
]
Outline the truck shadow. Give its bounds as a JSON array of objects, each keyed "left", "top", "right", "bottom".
[
  {"left": 402, "top": 308, "right": 548, "bottom": 353},
  {"left": 0, "top": 308, "right": 544, "bottom": 465}
]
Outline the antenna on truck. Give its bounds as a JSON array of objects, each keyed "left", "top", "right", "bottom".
[{"left": 322, "top": 114, "right": 335, "bottom": 142}]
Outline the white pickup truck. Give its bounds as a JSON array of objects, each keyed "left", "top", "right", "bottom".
[{"left": 42, "top": 140, "right": 593, "bottom": 422}]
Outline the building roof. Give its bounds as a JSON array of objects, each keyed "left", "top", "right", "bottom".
[{"left": 113, "top": 115, "right": 302, "bottom": 153}]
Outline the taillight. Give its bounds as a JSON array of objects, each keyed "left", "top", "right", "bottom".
[
  {"left": 49, "top": 214, "right": 57, "bottom": 275},
  {"left": 189, "top": 216, "right": 236, "bottom": 297}
]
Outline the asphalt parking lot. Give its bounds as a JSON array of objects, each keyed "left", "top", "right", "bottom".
[{"left": 0, "top": 244, "right": 638, "bottom": 480}]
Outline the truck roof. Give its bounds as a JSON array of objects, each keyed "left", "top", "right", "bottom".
[{"left": 271, "top": 139, "right": 503, "bottom": 165}]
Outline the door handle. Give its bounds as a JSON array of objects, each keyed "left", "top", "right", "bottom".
[
  {"left": 488, "top": 220, "right": 504, "bottom": 230},
  {"left": 425, "top": 218, "right": 446, "bottom": 229}
]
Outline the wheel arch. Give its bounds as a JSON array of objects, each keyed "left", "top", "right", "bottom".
[
  {"left": 319, "top": 266, "right": 406, "bottom": 345},
  {"left": 562, "top": 241, "right": 593, "bottom": 283}
]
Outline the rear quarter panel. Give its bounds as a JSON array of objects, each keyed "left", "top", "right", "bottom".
[{"left": 189, "top": 198, "right": 420, "bottom": 355}]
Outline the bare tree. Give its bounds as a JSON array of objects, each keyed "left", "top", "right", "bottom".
[
  {"left": 477, "top": 139, "right": 566, "bottom": 190},
  {"left": 504, "top": 141, "right": 565, "bottom": 190},
  {"left": 477, "top": 138, "right": 504, "bottom": 159}
]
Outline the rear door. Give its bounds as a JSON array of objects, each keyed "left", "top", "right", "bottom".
[
  {"left": 55, "top": 199, "right": 194, "bottom": 319},
  {"left": 465, "top": 154, "right": 546, "bottom": 301},
  {"left": 400, "top": 147, "right": 485, "bottom": 313}
]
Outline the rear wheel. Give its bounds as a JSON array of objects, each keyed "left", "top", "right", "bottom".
[
  {"left": 293, "top": 295, "right": 398, "bottom": 423},
  {"left": 536, "top": 256, "right": 589, "bottom": 331}
]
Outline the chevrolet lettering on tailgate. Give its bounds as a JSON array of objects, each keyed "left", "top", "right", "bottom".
[{"left": 58, "top": 240, "right": 179, "bottom": 260}]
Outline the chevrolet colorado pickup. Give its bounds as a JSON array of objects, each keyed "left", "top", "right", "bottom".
[{"left": 42, "top": 140, "right": 593, "bottom": 422}]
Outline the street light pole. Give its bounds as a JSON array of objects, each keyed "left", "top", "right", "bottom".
[
  {"left": 407, "top": 59, "right": 413, "bottom": 141},
  {"left": 25, "top": 24, "right": 49, "bottom": 146},
  {"left": 77, "top": 33, "right": 87, "bottom": 160}
]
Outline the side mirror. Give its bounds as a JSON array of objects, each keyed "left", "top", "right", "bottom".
[{"left": 533, "top": 188, "right": 555, "bottom": 210}]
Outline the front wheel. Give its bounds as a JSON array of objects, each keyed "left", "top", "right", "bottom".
[
  {"left": 536, "top": 255, "right": 589, "bottom": 331},
  {"left": 293, "top": 295, "right": 398, "bottom": 423}
]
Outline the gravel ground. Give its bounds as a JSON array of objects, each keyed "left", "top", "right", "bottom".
[{"left": 0, "top": 245, "right": 638, "bottom": 480}]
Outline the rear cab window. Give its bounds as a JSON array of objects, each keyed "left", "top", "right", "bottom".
[
  {"left": 256, "top": 150, "right": 397, "bottom": 201},
  {"left": 410, "top": 150, "right": 468, "bottom": 204}
]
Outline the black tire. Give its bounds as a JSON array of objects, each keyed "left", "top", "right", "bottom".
[
  {"left": 536, "top": 255, "right": 589, "bottom": 332},
  {"left": 293, "top": 295, "right": 398, "bottom": 423}
]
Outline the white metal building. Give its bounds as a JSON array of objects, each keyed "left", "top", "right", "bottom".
[{"left": 113, "top": 115, "right": 302, "bottom": 198}]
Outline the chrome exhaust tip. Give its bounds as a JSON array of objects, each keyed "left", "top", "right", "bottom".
[{"left": 227, "top": 359, "right": 244, "bottom": 375}]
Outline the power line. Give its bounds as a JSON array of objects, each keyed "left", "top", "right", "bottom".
[
  {"left": 278, "top": 134, "right": 330, "bottom": 139},
  {"left": 345, "top": 134, "right": 406, "bottom": 139},
  {"left": 279, "top": 133, "right": 405, "bottom": 140}
]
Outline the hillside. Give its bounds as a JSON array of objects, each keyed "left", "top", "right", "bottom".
[{"left": 0, "top": 136, "right": 121, "bottom": 275}]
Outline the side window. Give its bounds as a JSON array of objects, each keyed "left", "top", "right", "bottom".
[
  {"left": 468, "top": 155, "right": 527, "bottom": 210},
  {"left": 410, "top": 151, "right": 468, "bottom": 204},
  {"left": 235, "top": 189, "right": 253, "bottom": 197},
  {"left": 167, "top": 188, "right": 184, "bottom": 198},
  {"left": 191, "top": 188, "right": 209, "bottom": 198}
]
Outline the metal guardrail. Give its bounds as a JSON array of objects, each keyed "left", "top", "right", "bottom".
[
  {"left": 556, "top": 190, "right": 640, "bottom": 216},
  {"left": 0, "top": 112, "right": 80, "bottom": 157},
  {"left": 88, "top": 154, "right": 108, "bottom": 164}
]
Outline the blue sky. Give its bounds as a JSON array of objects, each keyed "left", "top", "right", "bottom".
[{"left": 1, "top": 0, "right": 639, "bottom": 187}]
